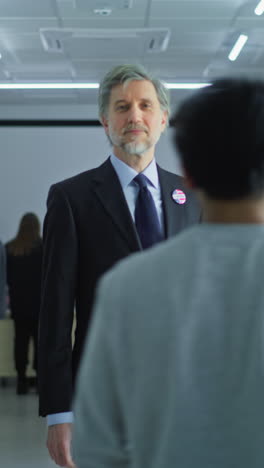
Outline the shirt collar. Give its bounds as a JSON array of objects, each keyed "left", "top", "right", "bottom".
[{"left": 110, "top": 153, "right": 159, "bottom": 190}]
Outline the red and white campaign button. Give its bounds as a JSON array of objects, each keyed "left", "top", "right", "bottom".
[{"left": 171, "top": 189, "right": 186, "bottom": 204}]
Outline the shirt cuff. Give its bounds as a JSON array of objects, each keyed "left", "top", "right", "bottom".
[{"left": 47, "top": 412, "right": 74, "bottom": 426}]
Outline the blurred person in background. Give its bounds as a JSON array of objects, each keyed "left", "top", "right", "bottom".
[
  {"left": 0, "top": 240, "right": 7, "bottom": 318},
  {"left": 6, "top": 213, "right": 42, "bottom": 395}
]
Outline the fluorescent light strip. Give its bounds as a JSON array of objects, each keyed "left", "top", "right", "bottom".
[
  {"left": 228, "top": 34, "right": 248, "bottom": 61},
  {"left": 0, "top": 83, "right": 100, "bottom": 89},
  {"left": 255, "top": 0, "right": 264, "bottom": 15},
  {"left": 0, "top": 82, "right": 210, "bottom": 90},
  {"left": 165, "top": 83, "right": 210, "bottom": 89}
]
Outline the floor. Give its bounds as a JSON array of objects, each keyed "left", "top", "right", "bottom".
[{"left": 0, "top": 380, "right": 56, "bottom": 468}]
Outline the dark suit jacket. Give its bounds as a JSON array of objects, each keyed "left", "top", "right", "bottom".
[{"left": 38, "top": 158, "right": 201, "bottom": 416}]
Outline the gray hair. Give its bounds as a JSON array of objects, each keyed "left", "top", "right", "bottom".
[{"left": 98, "top": 64, "right": 170, "bottom": 125}]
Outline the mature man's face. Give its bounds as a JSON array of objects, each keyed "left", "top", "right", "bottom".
[{"left": 102, "top": 80, "right": 167, "bottom": 159}]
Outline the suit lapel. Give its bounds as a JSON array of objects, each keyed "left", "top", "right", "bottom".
[
  {"left": 92, "top": 159, "right": 141, "bottom": 251},
  {"left": 158, "top": 166, "right": 186, "bottom": 238}
]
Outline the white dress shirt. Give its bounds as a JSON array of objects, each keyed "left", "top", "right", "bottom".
[{"left": 110, "top": 153, "right": 164, "bottom": 232}]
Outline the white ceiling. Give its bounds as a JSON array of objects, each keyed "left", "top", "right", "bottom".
[{"left": 0, "top": 0, "right": 263, "bottom": 118}]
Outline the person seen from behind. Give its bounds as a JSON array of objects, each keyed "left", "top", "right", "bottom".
[{"left": 6, "top": 213, "right": 42, "bottom": 395}]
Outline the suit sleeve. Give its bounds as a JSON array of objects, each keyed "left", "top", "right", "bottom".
[
  {"left": 72, "top": 276, "right": 130, "bottom": 468},
  {"left": 38, "top": 184, "right": 78, "bottom": 416}
]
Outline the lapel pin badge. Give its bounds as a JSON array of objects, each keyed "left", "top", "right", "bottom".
[{"left": 172, "top": 189, "right": 186, "bottom": 205}]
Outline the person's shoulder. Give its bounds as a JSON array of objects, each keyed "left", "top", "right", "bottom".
[
  {"left": 158, "top": 165, "right": 190, "bottom": 192},
  {"left": 102, "top": 226, "right": 197, "bottom": 291},
  {"left": 52, "top": 158, "right": 111, "bottom": 193},
  {"left": 94, "top": 226, "right": 200, "bottom": 327},
  {"left": 158, "top": 165, "right": 183, "bottom": 182}
]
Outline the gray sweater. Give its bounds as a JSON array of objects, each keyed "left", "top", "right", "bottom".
[{"left": 73, "top": 224, "right": 264, "bottom": 468}]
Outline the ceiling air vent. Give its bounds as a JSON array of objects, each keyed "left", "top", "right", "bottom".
[
  {"left": 93, "top": 8, "right": 112, "bottom": 15},
  {"left": 75, "top": 0, "right": 134, "bottom": 8},
  {"left": 40, "top": 28, "right": 171, "bottom": 54}
]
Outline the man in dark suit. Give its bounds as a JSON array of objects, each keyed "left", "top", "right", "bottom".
[{"left": 38, "top": 63, "right": 201, "bottom": 467}]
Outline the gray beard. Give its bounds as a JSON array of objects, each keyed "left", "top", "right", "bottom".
[
  {"left": 106, "top": 133, "right": 150, "bottom": 156},
  {"left": 120, "top": 140, "right": 150, "bottom": 156}
]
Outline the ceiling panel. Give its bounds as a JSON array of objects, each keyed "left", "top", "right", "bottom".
[
  {"left": 72, "top": 59, "right": 129, "bottom": 80},
  {"left": 74, "top": 0, "right": 134, "bottom": 8},
  {"left": 150, "top": 1, "right": 242, "bottom": 18},
  {"left": 235, "top": 16, "right": 264, "bottom": 30},
  {"left": 57, "top": 0, "right": 149, "bottom": 18},
  {"left": 10, "top": 49, "right": 69, "bottom": 66},
  {"left": 149, "top": 17, "right": 231, "bottom": 35},
  {"left": 233, "top": 1, "right": 264, "bottom": 19},
  {"left": 144, "top": 61, "right": 211, "bottom": 81},
  {"left": 0, "top": 19, "right": 58, "bottom": 32},
  {"left": 0, "top": 0, "right": 57, "bottom": 17},
  {"left": 0, "top": 68, "right": 9, "bottom": 80},
  {"left": 206, "top": 27, "right": 264, "bottom": 79},
  {"left": 60, "top": 18, "right": 145, "bottom": 28},
  {"left": 151, "top": 0, "right": 243, "bottom": 2},
  {"left": 10, "top": 66, "right": 74, "bottom": 81},
  {"left": 60, "top": 33, "right": 168, "bottom": 60},
  {"left": 1, "top": 32, "right": 47, "bottom": 53}
]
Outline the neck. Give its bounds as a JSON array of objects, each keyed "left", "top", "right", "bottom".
[
  {"left": 113, "top": 146, "right": 155, "bottom": 172},
  {"left": 200, "top": 194, "right": 264, "bottom": 224}
]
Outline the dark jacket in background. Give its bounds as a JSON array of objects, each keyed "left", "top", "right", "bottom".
[
  {"left": 6, "top": 240, "right": 42, "bottom": 320},
  {"left": 5, "top": 239, "right": 42, "bottom": 380}
]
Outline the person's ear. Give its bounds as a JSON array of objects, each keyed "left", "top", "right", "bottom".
[
  {"left": 161, "top": 110, "right": 168, "bottom": 132},
  {"left": 101, "top": 115, "right": 109, "bottom": 134}
]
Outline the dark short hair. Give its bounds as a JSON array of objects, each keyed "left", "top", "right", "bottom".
[{"left": 172, "top": 78, "right": 264, "bottom": 199}]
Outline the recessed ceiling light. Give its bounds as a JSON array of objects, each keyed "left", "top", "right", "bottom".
[
  {"left": 228, "top": 34, "right": 248, "bottom": 61},
  {"left": 165, "top": 83, "right": 210, "bottom": 89},
  {"left": 255, "top": 0, "right": 264, "bottom": 15},
  {"left": 0, "top": 83, "right": 100, "bottom": 89}
]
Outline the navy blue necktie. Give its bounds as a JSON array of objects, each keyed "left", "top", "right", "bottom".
[{"left": 134, "top": 173, "right": 164, "bottom": 249}]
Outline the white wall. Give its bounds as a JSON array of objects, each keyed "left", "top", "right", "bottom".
[{"left": 0, "top": 126, "right": 182, "bottom": 242}]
